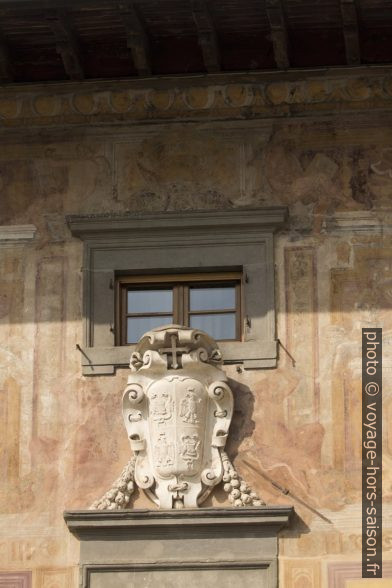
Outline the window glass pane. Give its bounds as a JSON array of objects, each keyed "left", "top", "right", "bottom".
[
  {"left": 127, "top": 316, "right": 173, "bottom": 343},
  {"left": 190, "top": 313, "right": 236, "bottom": 340},
  {"left": 127, "top": 289, "right": 172, "bottom": 314},
  {"left": 189, "top": 286, "right": 236, "bottom": 311}
]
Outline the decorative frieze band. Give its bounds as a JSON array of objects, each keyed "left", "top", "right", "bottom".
[{"left": 0, "top": 69, "right": 391, "bottom": 128}]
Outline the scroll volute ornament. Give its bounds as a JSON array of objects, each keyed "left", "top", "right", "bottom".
[{"left": 122, "top": 324, "right": 233, "bottom": 509}]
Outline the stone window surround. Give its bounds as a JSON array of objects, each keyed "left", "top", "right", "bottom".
[{"left": 67, "top": 207, "right": 287, "bottom": 375}]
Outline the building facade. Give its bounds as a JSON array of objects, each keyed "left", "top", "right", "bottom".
[{"left": 1, "top": 2, "right": 392, "bottom": 586}]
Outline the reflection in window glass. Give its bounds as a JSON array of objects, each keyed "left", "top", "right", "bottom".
[
  {"left": 189, "top": 286, "right": 235, "bottom": 311},
  {"left": 127, "top": 316, "right": 172, "bottom": 343},
  {"left": 127, "top": 289, "right": 172, "bottom": 314},
  {"left": 190, "top": 313, "right": 236, "bottom": 340}
]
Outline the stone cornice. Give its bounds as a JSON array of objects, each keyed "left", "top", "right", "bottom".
[
  {"left": 66, "top": 207, "right": 288, "bottom": 239},
  {"left": 64, "top": 506, "right": 294, "bottom": 536},
  {"left": 0, "top": 224, "right": 37, "bottom": 247},
  {"left": 0, "top": 67, "right": 391, "bottom": 129},
  {"left": 322, "top": 211, "right": 392, "bottom": 234}
]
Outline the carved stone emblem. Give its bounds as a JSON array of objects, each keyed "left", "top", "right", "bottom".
[
  {"left": 181, "top": 434, "right": 200, "bottom": 468},
  {"left": 122, "top": 324, "right": 233, "bottom": 508},
  {"left": 180, "top": 389, "right": 201, "bottom": 424},
  {"left": 91, "top": 324, "right": 265, "bottom": 511}
]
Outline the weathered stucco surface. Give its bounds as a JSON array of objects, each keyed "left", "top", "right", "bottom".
[{"left": 0, "top": 70, "right": 392, "bottom": 587}]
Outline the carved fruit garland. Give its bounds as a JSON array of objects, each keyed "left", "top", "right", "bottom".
[
  {"left": 221, "top": 451, "right": 264, "bottom": 507},
  {"left": 90, "top": 451, "right": 265, "bottom": 510},
  {"left": 90, "top": 456, "right": 136, "bottom": 510}
]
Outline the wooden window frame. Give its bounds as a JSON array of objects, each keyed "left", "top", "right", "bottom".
[{"left": 115, "top": 271, "right": 242, "bottom": 346}]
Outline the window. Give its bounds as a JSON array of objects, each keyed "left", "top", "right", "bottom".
[
  {"left": 115, "top": 272, "right": 242, "bottom": 345},
  {"left": 67, "top": 207, "right": 287, "bottom": 374}
]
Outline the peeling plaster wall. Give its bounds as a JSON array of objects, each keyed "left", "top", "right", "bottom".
[{"left": 0, "top": 76, "right": 392, "bottom": 587}]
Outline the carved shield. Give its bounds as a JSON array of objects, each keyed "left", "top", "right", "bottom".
[
  {"left": 122, "top": 325, "right": 233, "bottom": 509},
  {"left": 149, "top": 376, "right": 206, "bottom": 477}
]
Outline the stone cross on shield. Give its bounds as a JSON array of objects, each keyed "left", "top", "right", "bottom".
[{"left": 159, "top": 333, "right": 190, "bottom": 369}]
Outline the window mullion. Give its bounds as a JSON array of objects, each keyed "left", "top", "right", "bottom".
[
  {"left": 173, "top": 285, "right": 180, "bottom": 324},
  {"left": 183, "top": 285, "right": 189, "bottom": 326}
]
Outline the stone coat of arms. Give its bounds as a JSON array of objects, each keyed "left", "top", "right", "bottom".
[
  {"left": 90, "top": 324, "right": 264, "bottom": 510},
  {"left": 122, "top": 325, "right": 233, "bottom": 508}
]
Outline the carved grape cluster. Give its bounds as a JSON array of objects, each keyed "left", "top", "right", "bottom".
[
  {"left": 221, "top": 451, "right": 264, "bottom": 507},
  {"left": 89, "top": 456, "right": 136, "bottom": 510}
]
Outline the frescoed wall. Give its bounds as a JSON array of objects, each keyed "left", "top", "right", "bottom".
[{"left": 0, "top": 70, "right": 391, "bottom": 586}]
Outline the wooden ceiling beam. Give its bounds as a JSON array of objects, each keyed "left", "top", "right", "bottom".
[
  {"left": 340, "top": 0, "right": 361, "bottom": 65},
  {"left": 191, "top": 0, "right": 220, "bottom": 73},
  {"left": 119, "top": 2, "right": 151, "bottom": 76},
  {"left": 46, "top": 11, "right": 84, "bottom": 80},
  {"left": 266, "top": 0, "right": 290, "bottom": 69},
  {"left": 0, "top": 37, "right": 13, "bottom": 82}
]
